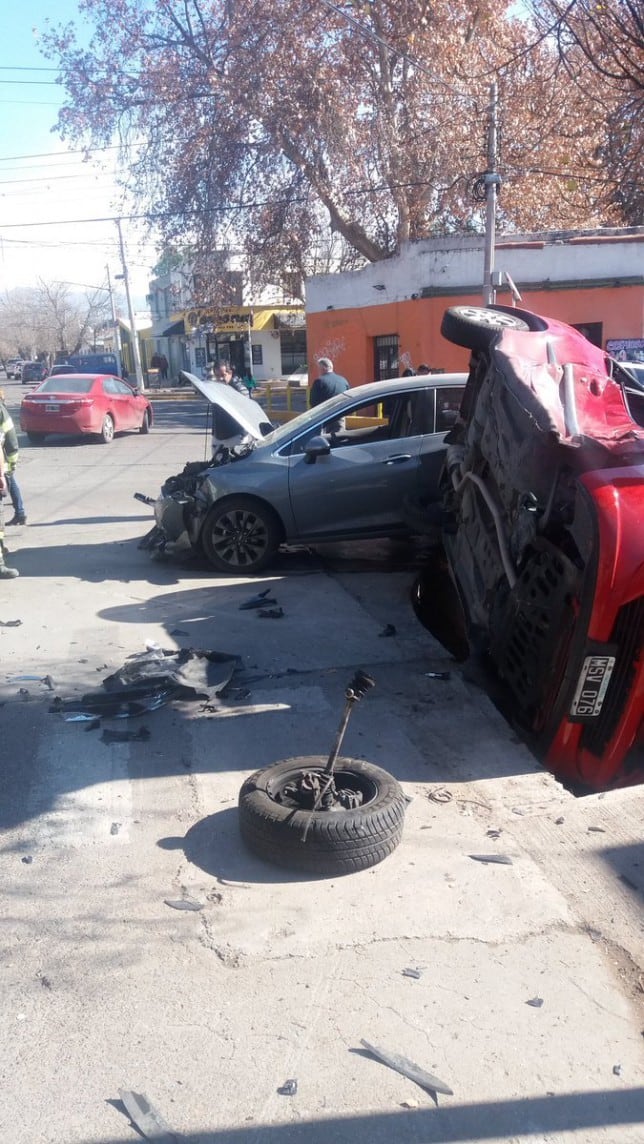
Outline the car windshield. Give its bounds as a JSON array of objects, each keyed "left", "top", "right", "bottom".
[
  {"left": 258, "top": 391, "right": 358, "bottom": 450},
  {"left": 39, "top": 377, "right": 95, "bottom": 394}
]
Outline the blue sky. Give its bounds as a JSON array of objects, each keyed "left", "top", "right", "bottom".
[{"left": 0, "top": 2, "right": 155, "bottom": 308}]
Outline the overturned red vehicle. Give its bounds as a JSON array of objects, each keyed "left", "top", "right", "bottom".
[{"left": 439, "top": 305, "right": 644, "bottom": 791}]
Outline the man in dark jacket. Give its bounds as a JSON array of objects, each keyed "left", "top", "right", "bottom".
[
  {"left": 309, "top": 358, "right": 350, "bottom": 434},
  {"left": 211, "top": 361, "right": 252, "bottom": 447},
  {"left": 309, "top": 358, "right": 349, "bottom": 407}
]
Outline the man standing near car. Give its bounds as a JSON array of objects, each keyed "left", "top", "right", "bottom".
[
  {"left": 309, "top": 357, "right": 350, "bottom": 434},
  {"left": 0, "top": 426, "right": 19, "bottom": 578},
  {"left": 214, "top": 361, "right": 247, "bottom": 395},
  {"left": 309, "top": 357, "right": 349, "bottom": 407},
  {"left": 211, "top": 361, "right": 252, "bottom": 449},
  {"left": 0, "top": 390, "right": 26, "bottom": 526}
]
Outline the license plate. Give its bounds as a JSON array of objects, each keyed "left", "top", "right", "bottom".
[
  {"left": 45, "top": 403, "right": 60, "bottom": 412},
  {"left": 570, "top": 655, "right": 616, "bottom": 718}
]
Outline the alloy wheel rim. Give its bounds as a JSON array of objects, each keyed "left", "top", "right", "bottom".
[{"left": 212, "top": 508, "right": 268, "bottom": 567}]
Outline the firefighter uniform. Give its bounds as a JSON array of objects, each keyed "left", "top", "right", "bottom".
[{"left": 0, "top": 400, "right": 20, "bottom": 577}]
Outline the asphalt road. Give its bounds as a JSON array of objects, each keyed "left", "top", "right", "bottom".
[{"left": 1, "top": 378, "right": 643, "bottom": 1144}]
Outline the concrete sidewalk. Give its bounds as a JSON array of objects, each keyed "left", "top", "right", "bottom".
[{"left": 1, "top": 531, "right": 642, "bottom": 1142}]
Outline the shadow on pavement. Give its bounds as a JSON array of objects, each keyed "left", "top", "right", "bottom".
[
  {"left": 161, "top": 805, "right": 332, "bottom": 885},
  {"left": 599, "top": 841, "right": 644, "bottom": 904},
  {"left": 87, "top": 1087, "right": 644, "bottom": 1144}
]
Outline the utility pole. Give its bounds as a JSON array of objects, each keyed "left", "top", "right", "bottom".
[
  {"left": 482, "top": 81, "right": 499, "bottom": 306},
  {"left": 116, "top": 218, "right": 145, "bottom": 390},
  {"left": 105, "top": 263, "right": 123, "bottom": 378}
]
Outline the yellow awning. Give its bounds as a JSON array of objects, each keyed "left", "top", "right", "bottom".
[{"left": 184, "top": 306, "right": 304, "bottom": 335}]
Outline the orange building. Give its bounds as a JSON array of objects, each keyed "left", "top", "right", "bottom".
[{"left": 305, "top": 228, "right": 644, "bottom": 383}]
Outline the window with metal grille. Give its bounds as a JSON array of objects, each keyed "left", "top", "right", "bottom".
[{"left": 374, "top": 334, "right": 399, "bottom": 380}]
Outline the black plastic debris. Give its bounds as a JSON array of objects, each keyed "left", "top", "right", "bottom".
[
  {"left": 555, "top": 816, "right": 565, "bottom": 825},
  {"left": 101, "top": 727, "right": 150, "bottom": 745},
  {"left": 402, "top": 967, "right": 423, "bottom": 980},
  {"left": 49, "top": 647, "right": 240, "bottom": 721},
  {"left": 0, "top": 619, "right": 22, "bottom": 628},
  {"left": 469, "top": 854, "right": 513, "bottom": 865},
  {"left": 21, "top": 855, "right": 33, "bottom": 865},
  {"left": 164, "top": 897, "right": 203, "bottom": 912},
  {"left": 486, "top": 829, "right": 502, "bottom": 839},
  {"left": 257, "top": 607, "right": 284, "bottom": 619},
  {"left": 526, "top": 997, "right": 544, "bottom": 1008},
  {"left": 118, "top": 1088, "right": 178, "bottom": 1143},
  {"left": 277, "top": 1079, "right": 298, "bottom": 1096},
  {"left": 379, "top": 623, "right": 397, "bottom": 637},
  {"left": 240, "top": 588, "right": 275, "bottom": 610},
  {"left": 360, "top": 1039, "right": 453, "bottom": 1098},
  {"left": 110, "top": 823, "right": 121, "bottom": 836},
  {"left": 613, "top": 1064, "right": 622, "bottom": 1077}
]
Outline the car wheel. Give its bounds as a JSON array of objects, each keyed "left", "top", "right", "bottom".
[
  {"left": 201, "top": 496, "right": 281, "bottom": 574},
  {"left": 441, "top": 305, "right": 530, "bottom": 350},
  {"left": 139, "top": 409, "right": 151, "bottom": 434},
  {"left": 27, "top": 432, "right": 46, "bottom": 445},
  {"left": 99, "top": 414, "right": 115, "bottom": 444},
  {"left": 238, "top": 756, "right": 406, "bottom": 875}
]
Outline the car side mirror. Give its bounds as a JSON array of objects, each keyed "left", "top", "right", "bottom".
[{"left": 304, "top": 435, "right": 331, "bottom": 464}]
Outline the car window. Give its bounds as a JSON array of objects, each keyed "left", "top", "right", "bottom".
[
  {"left": 435, "top": 386, "right": 463, "bottom": 431},
  {"left": 39, "top": 377, "right": 95, "bottom": 394},
  {"left": 286, "top": 392, "right": 431, "bottom": 455},
  {"left": 115, "top": 379, "right": 135, "bottom": 395},
  {"left": 103, "top": 377, "right": 120, "bottom": 395}
]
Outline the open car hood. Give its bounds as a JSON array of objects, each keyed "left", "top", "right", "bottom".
[{"left": 179, "top": 371, "right": 273, "bottom": 439}]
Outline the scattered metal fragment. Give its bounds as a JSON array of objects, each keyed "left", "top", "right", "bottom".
[
  {"left": 587, "top": 927, "right": 602, "bottom": 943},
  {"left": 0, "top": 619, "right": 22, "bottom": 627},
  {"left": 526, "top": 997, "right": 544, "bottom": 1008},
  {"left": 240, "top": 588, "right": 275, "bottom": 610},
  {"left": 402, "top": 967, "right": 423, "bottom": 980},
  {"left": 164, "top": 897, "right": 203, "bottom": 912},
  {"left": 18, "top": 688, "right": 30, "bottom": 699},
  {"left": 110, "top": 823, "right": 121, "bottom": 836},
  {"left": 613, "top": 1064, "right": 622, "bottom": 1077},
  {"left": 428, "top": 788, "right": 452, "bottom": 804},
  {"left": 424, "top": 671, "right": 451, "bottom": 680},
  {"left": 257, "top": 606, "right": 284, "bottom": 619},
  {"left": 400, "top": 1099, "right": 419, "bottom": 1109},
  {"left": 42, "top": 675, "right": 54, "bottom": 690},
  {"left": 379, "top": 623, "right": 397, "bottom": 637},
  {"left": 486, "top": 829, "right": 502, "bottom": 839},
  {"left": 587, "top": 826, "right": 606, "bottom": 833},
  {"left": 40, "top": 976, "right": 52, "bottom": 990},
  {"left": 555, "top": 817, "right": 565, "bottom": 825},
  {"left": 21, "top": 855, "right": 33, "bottom": 864},
  {"left": 9, "top": 675, "right": 43, "bottom": 682},
  {"left": 469, "top": 854, "right": 513, "bottom": 865},
  {"left": 101, "top": 726, "right": 151, "bottom": 745},
  {"left": 50, "top": 647, "right": 240, "bottom": 721},
  {"left": 277, "top": 1079, "right": 298, "bottom": 1096},
  {"left": 118, "top": 1088, "right": 178, "bottom": 1143},
  {"left": 360, "top": 1039, "right": 453, "bottom": 1098}
]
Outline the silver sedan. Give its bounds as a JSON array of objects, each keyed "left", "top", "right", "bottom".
[{"left": 152, "top": 373, "right": 466, "bottom": 573}]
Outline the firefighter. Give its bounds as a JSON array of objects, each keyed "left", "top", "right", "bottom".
[
  {"left": 0, "top": 390, "right": 26, "bottom": 525},
  {"left": 0, "top": 442, "right": 19, "bottom": 578}
]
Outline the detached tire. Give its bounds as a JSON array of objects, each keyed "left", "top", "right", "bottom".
[
  {"left": 238, "top": 756, "right": 406, "bottom": 875},
  {"left": 441, "top": 305, "right": 529, "bottom": 350}
]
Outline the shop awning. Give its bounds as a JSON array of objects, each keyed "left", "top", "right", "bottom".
[{"left": 161, "top": 319, "right": 186, "bottom": 337}]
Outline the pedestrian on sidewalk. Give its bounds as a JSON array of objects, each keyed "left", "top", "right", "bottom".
[
  {"left": 0, "top": 433, "right": 19, "bottom": 578},
  {"left": 309, "top": 357, "right": 349, "bottom": 434},
  {"left": 0, "top": 389, "right": 26, "bottom": 526}
]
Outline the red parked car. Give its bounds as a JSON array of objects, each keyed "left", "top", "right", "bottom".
[
  {"left": 438, "top": 304, "right": 644, "bottom": 791},
  {"left": 20, "top": 373, "right": 153, "bottom": 444}
]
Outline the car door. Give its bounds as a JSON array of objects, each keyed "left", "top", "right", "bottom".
[
  {"left": 286, "top": 389, "right": 433, "bottom": 539},
  {"left": 417, "top": 383, "right": 465, "bottom": 492},
  {"left": 103, "top": 376, "right": 134, "bottom": 429}
]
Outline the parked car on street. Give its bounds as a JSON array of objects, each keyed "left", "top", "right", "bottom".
[
  {"left": 21, "top": 361, "right": 49, "bottom": 385},
  {"left": 438, "top": 304, "right": 644, "bottom": 791},
  {"left": 20, "top": 374, "right": 153, "bottom": 444},
  {"left": 6, "top": 359, "right": 24, "bottom": 379},
  {"left": 144, "top": 370, "right": 467, "bottom": 573}
]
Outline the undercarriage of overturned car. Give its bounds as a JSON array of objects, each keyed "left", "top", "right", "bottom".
[{"left": 438, "top": 305, "right": 644, "bottom": 793}]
